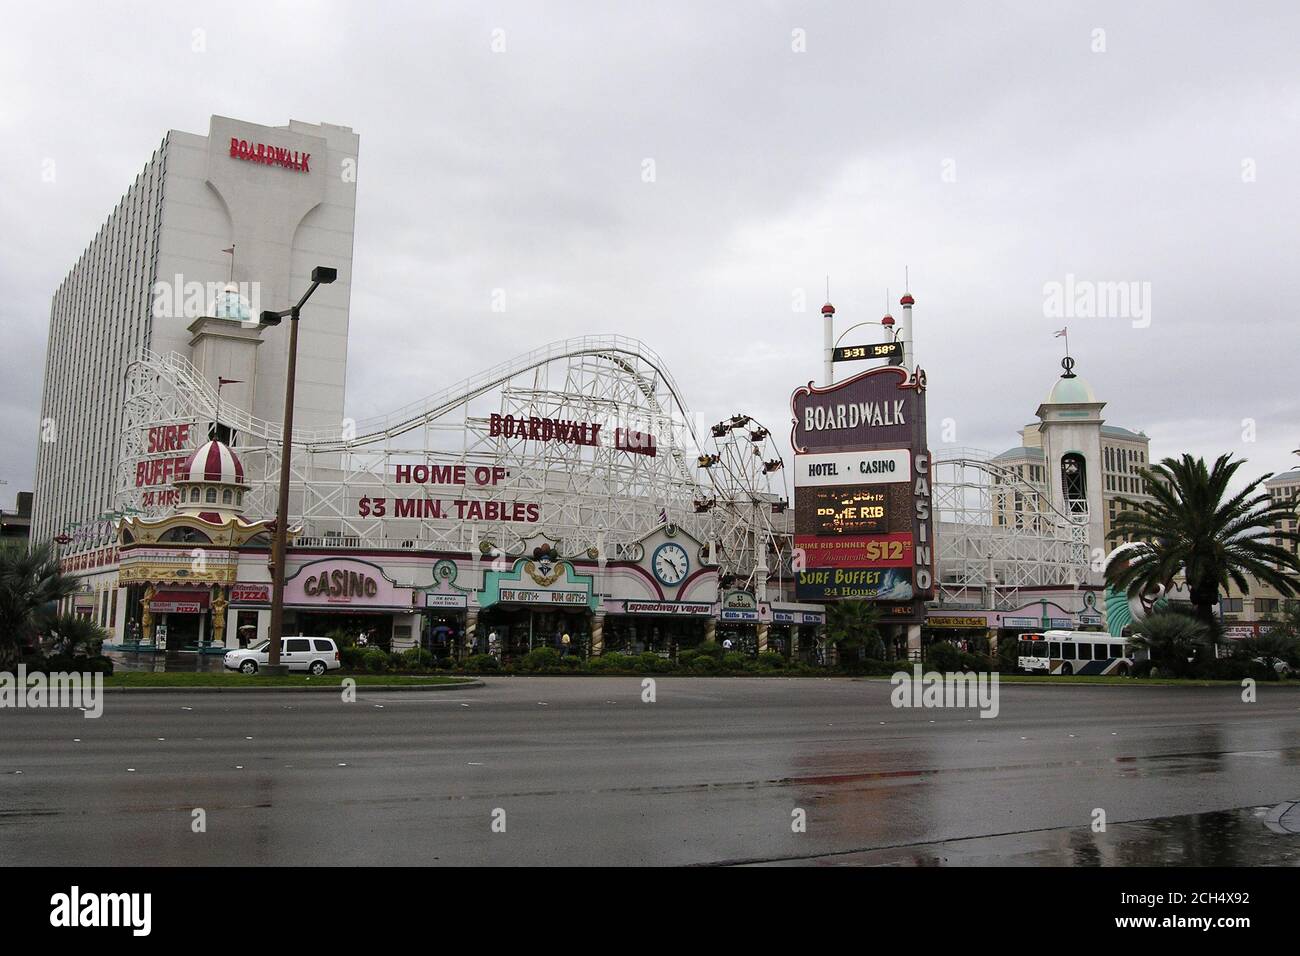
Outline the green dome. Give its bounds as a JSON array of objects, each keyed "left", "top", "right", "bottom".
[
  {"left": 1046, "top": 375, "right": 1097, "bottom": 405},
  {"left": 211, "top": 284, "right": 252, "bottom": 322}
]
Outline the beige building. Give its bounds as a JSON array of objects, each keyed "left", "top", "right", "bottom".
[
  {"left": 991, "top": 382, "right": 1153, "bottom": 551},
  {"left": 1220, "top": 467, "right": 1300, "bottom": 633}
]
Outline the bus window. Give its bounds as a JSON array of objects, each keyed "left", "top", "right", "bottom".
[
  {"left": 1049, "top": 642, "right": 1062, "bottom": 657},
  {"left": 1094, "top": 643, "right": 1110, "bottom": 660},
  {"left": 1076, "top": 643, "right": 1092, "bottom": 660},
  {"left": 1110, "top": 644, "right": 1124, "bottom": 658}
]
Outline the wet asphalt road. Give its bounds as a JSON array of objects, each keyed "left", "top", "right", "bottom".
[{"left": 1, "top": 677, "right": 1298, "bottom": 866}]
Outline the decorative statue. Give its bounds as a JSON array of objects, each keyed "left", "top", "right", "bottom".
[
  {"left": 211, "top": 587, "right": 229, "bottom": 646},
  {"left": 141, "top": 583, "right": 156, "bottom": 643}
]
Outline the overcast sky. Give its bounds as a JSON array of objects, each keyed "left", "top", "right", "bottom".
[{"left": 2, "top": 1, "right": 1298, "bottom": 511}]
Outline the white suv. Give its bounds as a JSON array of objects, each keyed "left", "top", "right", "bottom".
[{"left": 224, "top": 636, "right": 341, "bottom": 675}]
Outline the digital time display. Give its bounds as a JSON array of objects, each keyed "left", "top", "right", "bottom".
[{"left": 832, "top": 342, "right": 903, "bottom": 362}]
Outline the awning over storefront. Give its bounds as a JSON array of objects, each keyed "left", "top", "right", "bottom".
[{"left": 150, "top": 588, "right": 210, "bottom": 614}]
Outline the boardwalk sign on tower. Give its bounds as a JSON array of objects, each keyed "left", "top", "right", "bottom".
[{"left": 790, "top": 365, "right": 934, "bottom": 621}]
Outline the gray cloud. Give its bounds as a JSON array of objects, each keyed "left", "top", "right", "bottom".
[{"left": 2, "top": 0, "right": 1298, "bottom": 512}]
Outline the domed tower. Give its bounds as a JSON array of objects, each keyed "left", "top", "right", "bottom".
[
  {"left": 1035, "top": 357, "right": 1106, "bottom": 576},
  {"left": 175, "top": 439, "right": 247, "bottom": 523},
  {"left": 210, "top": 282, "right": 252, "bottom": 322}
]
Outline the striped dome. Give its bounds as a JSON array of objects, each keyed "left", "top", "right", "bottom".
[{"left": 180, "top": 440, "right": 245, "bottom": 485}]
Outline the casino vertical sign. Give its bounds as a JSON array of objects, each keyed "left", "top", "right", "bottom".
[{"left": 790, "top": 366, "right": 934, "bottom": 616}]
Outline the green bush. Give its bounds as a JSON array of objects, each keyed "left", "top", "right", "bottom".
[
  {"left": 401, "top": 647, "right": 435, "bottom": 671},
  {"left": 924, "top": 641, "right": 963, "bottom": 672},
  {"left": 41, "top": 615, "right": 108, "bottom": 656},
  {"left": 634, "top": 652, "right": 677, "bottom": 673},
  {"left": 1194, "top": 658, "right": 1277, "bottom": 681},
  {"left": 589, "top": 652, "right": 632, "bottom": 671},
  {"left": 677, "top": 649, "right": 700, "bottom": 668},
  {"left": 339, "top": 646, "right": 367, "bottom": 670},
  {"left": 1132, "top": 659, "right": 1157, "bottom": 678},
  {"left": 721, "top": 652, "right": 749, "bottom": 671},
  {"left": 44, "top": 653, "right": 76, "bottom": 672},
  {"left": 520, "top": 647, "right": 562, "bottom": 672},
  {"left": 755, "top": 651, "right": 786, "bottom": 670},
  {"left": 465, "top": 653, "right": 500, "bottom": 672},
  {"left": 327, "top": 628, "right": 357, "bottom": 648},
  {"left": 363, "top": 647, "right": 390, "bottom": 673},
  {"left": 688, "top": 654, "right": 722, "bottom": 673},
  {"left": 693, "top": 640, "right": 724, "bottom": 661}
]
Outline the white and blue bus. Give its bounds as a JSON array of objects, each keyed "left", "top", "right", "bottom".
[{"left": 1017, "top": 630, "right": 1137, "bottom": 676}]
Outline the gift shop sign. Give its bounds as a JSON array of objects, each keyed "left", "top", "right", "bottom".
[{"left": 479, "top": 558, "right": 598, "bottom": 611}]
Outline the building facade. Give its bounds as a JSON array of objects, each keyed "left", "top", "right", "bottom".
[
  {"left": 65, "top": 438, "right": 823, "bottom": 657},
  {"left": 0, "top": 491, "right": 33, "bottom": 556},
  {"left": 934, "top": 359, "right": 1151, "bottom": 646},
  {"left": 32, "top": 115, "right": 360, "bottom": 547},
  {"left": 1218, "top": 467, "right": 1300, "bottom": 637}
]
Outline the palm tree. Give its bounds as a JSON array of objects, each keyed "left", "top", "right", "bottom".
[
  {"left": 1107, "top": 454, "right": 1300, "bottom": 624},
  {"left": 43, "top": 614, "right": 109, "bottom": 657},
  {"left": 824, "top": 600, "right": 884, "bottom": 663},
  {"left": 1130, "top": 607, "right": 1213, "bottom": 677},
  {"left": 0, "top": 544, "right": 78, "bottom": 669}
]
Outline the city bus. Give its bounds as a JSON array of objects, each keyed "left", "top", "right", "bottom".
[{"left": 1016, "top": 630, "right": 1137, "bottom": 676}]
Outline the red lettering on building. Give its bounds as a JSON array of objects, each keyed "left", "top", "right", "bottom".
[{"left": 229, "top": 137, "right": 311, "bottom": 173}]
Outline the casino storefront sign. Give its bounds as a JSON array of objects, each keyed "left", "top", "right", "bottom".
[{"left": 278, "top": 558, "right": 421, "bottom": 642}]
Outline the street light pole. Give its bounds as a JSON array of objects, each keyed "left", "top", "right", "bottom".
[{"left": 260, "top": 266, "right": 337, "bottom": 674}]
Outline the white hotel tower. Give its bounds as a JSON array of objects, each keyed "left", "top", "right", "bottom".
[{"left": 32, "top": 115, "right": 359, "bottom": 546}]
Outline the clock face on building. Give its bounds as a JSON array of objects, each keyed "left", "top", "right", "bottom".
[{"left": 652, "top": 542, "right": 690, "bottom": 586}]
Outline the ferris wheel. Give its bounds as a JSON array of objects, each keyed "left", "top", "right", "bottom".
[{"left": 694, "top": 414, "right": 790, "bottom": 592}]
